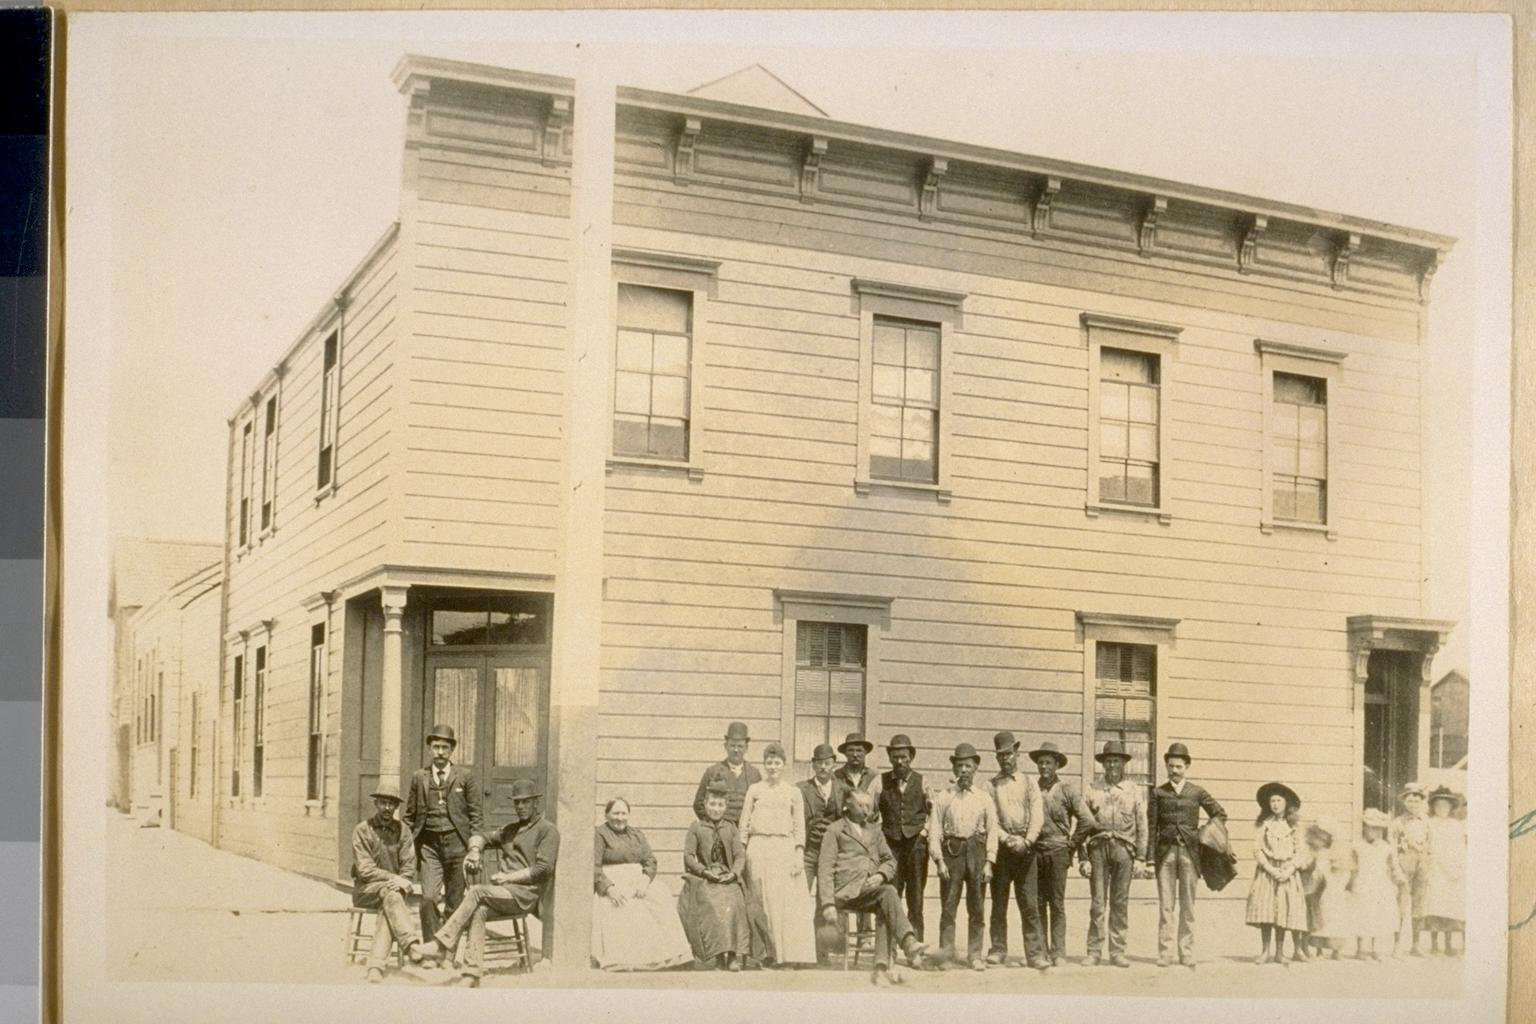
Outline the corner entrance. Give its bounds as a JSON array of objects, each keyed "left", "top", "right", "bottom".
[
  {"left": 422, "top": 591, "right": 552, "bottom": 822},
  {"left": 1362, "top": 649, "right": 1420, "bottom": 811}
]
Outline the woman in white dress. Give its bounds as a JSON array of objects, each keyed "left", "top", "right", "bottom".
[
  {"left": 590, "top": 797, "right": 694, "bottom": 971},
  {"left": 739, "top": 743, "right": 818, "bottom": 967}
]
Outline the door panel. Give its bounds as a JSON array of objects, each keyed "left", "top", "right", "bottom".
[
  {"left": 428, "top": 657, "right": 483, "bottom": 771},
  {"left": 1363, "top": 649, "right": 1420, "bottom": 811},
  {"left": 484, "top": 657, "right": 549, "bottom": 820}
]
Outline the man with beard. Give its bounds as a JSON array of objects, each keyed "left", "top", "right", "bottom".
[
  {"left": 1030, "top": 741, "right": 1095, "bottom": 966},
  {"left": 351, "top": 781, "right": 433, "bottom": 981},
  {"left": 986, "top": 730, "right": 1045, "bottom": 968},
  {"left": 834, "top": 732, "right": 879, "bottom": 802},
  {"left": 929, "top": 743, "right": 997, "bottom": 971},
  {"left": 875, "top": 734, "right": 931, "bottom": 942}
]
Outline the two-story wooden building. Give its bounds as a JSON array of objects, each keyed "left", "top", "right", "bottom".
[{"left": 215, "top": 56, "right": 1455, "bottom": 964}]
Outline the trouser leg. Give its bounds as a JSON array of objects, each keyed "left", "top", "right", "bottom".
[
  {"left": 366, "top": 906, "right": 393, "bottom": 970},
  {"left": 1087, "top": 845, "right": 1109, "bottom": 958},
  {"left": 1018, "top": 847, "right": 1045, "bottom": 965},
  {"left": 964, "top": 838, "right": 986, "bottom": 962},
  {"left": 1176, "top": 846, "right": 1197, "bottom": 962},
  {"left": 939, "top": 851, "right": 962, "bottom": 960},
  {"left": 988, "top": 845, "right": 1017, "bottom": 957},
  {"left": 440, "top": 832, "right": 467, "bottom": 930},
  {"left": 891, "top": 835, "right": 927, "bottom": 941},
  {"left": 1039, "top": 848, "right": 1069, "bottom": 959},
  {"left": 417, "top": 833, "right": 448, "bottom": 938},
  {"left": 1107, "top": 844, "right": 1132, "bottom": 958},
  {"left": 435, "top": 883, "right": 506, "bottom": 952},
  {"left": 379, "top": 888, "right": 421, "bottom": 954},
  {"left": 1156, "top": 847, "right": 1178, "bottom": 960}
]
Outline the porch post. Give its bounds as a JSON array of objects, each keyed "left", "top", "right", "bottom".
[
  {"left": 548, "top": 57, "right": 615, "bottom": 972},
  {"left": 379, "top": 585, "right": 410, "bottom": 785}
]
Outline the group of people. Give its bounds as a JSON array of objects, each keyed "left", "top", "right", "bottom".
[
  {"left": 349, "top": 720, "right": 1465, "bottom": 987},
  {"left": 1244, "top": 780, "right": 1466, "bottom": 963}
]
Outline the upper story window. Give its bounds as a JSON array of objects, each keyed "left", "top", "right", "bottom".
[
  {"left": 852, "top": 279, "right": 963, "bottom": 503},
  {"left": 1270, "top": 372, "right": 1327, "bottom": 524},
  {"left": 317, "top": 330, "right": 340, "bottom": 494},
  {"left": 1098, "top": 348, "right": 1160, "bottom": 507},
  {"left": 1082, "top": 314, "right": 1181, "bottom": 524},
  {"left": 1256, "top": 339, "right": 1345, "bottom": 539},
  {"left": 870, "top": 317, "right": 940, "bottom": 484},
  {"left": 613, "top": 284, "right": 692, "bottom": 463},
  {"left": 260, "top": 394, "right": 278, "bottom": 532},
  {"left": 238, "top": 420, "right": 254, "bottom": 548}
]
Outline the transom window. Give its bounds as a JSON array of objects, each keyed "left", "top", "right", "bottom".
[
  {"left": 430, "top": 594, "right": 551, "bottom": 647},
  {"left": 613, "top": 284, "right": 692, "bottom": 462},
  {"left": 1271, "top": 372, "right": 1327, "bottom": 524},
  {"left": 1098, "top": 348, "right": 1160, "bottom": 507},
  {"left": 1094, "top": 641, "right": 1156, "bottom": 787},
  {"left": 870, "top": 317, "right": 940, "bottom": 483},
  {"left": 793, "top": 622, "right": 867, "bottom": 765}
]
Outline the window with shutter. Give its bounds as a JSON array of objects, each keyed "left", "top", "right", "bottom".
[
  {"left": 1094, "top": 641, "right": 1157, "bottom": 786},
  {"left": 793, "top": 621, "right": 867, "bottom": 766}
]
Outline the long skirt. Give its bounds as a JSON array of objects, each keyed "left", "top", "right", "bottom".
[
  {"left": 591, "top": 863, "right": 694, "bottom": 971},
  {"left": 1245, "top": 866, "right": 1309, "bottom": 930},
  {"left": 745, "top": 834, "right": 818, "bottom": 965},
  {"left": 677, "top": 875, "right": 760, "bottom": 962},
  {"left": 1422, "top": 831, "right": 1465, "bottom": 927}
]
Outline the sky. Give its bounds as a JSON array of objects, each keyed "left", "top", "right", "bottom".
[{"left": 87, "top": 10, "right": 1498, "bottom": 671}]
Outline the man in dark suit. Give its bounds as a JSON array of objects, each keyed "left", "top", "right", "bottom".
[
  {"left": 875, "top": 733, "right": 931, "bottom": 941},
  {"left": 817, "top": 790, "right": 929, "bottom": 986},
  {"left": 1148, "top": 742, "right": 1226, "bottom": 967},
  {"left": 800, "top": 742, "right": 850, "bottom": 964},
  {"left": 691, "top": 721, "right": 761, "bottom": 825},
  {"left": 404, "top": 724, "right": 484, "bottom": 941}
]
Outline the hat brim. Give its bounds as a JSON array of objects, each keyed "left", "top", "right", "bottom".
[
  {"left": 370, "top": 792, "right": 402, "bottom": 802},
  {"left": 1028, "top": 749, "right": 1068, "bottom": 767},
  {"left": 1428, "top": 792, "right": 1462, "bottom": 806},
  {"left": 426, "top": 735, "right": 458, "bottom": 747},
  {"left": 1256, "top": 783, "right": 1301, "bottom": 810},
  {"left": 885, "top": 744, "right": 915, "bottom": 754},
  {"left": 1094, "top": 752, "right": 1132, "bottom": 763},
  {"left": 950, "top": 755, "right": 982, "bottom": 765},
  {"left": 839, "top": 742, "right": 875, "bottom": 754}
]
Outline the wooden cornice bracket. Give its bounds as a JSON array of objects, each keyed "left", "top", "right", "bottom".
[
  {"left": 1138, "top": 195, "right": 1169, "bottom": 257},
  {"left": 1032, "top": 176, "right": 1061, "bottom": 238},
  {"left": 919, "top": 156, "right": 948, "bottom": 220},
  {"left": 542, "top": 95, "right": 571, "bottom": 167},
  {"left": 1239, "top": 214, "right": 1269, "bottom": 274},
  {"left": 675, "top": 116, "right": 702, "bottom": 184},
  {"left": 799, "top": 136, "right": 828, "bottom": 204},
  {"left": 1331, "top": 232, "right": 1362, "bottom": 290},
  {"left": 1419, "top": 248, "right": 1445, "bottom": 303}
]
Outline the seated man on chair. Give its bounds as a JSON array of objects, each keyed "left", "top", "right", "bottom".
[
  {"left": 419, "top": 778, "right": 559, "bottom": 987},
  {"left": 351, "top": 781, "right": 433, "bottom": 982},
  {"left": 817, "top": 790, "right": 930, "bottom": 986}
]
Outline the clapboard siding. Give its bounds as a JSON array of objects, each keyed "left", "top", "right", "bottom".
[
  {"left": 218, "top": 227, "right": 401, "bottom": 877},
  {"left": 598, "top": 130, "right": 1428, "bottom": 878}
]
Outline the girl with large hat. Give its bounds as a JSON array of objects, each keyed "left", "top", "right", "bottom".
[
  {"left": 1421, "top": 787, "right": 1465, "bottom": 955},
  {"left": 1244, "top": 782, "right": 1309, "bottom": 964}
]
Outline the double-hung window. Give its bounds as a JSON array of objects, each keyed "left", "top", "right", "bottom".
[
  {"left": 231, "top": 653, "right": 244, "bottom": 798},
  {"left": 306, "top": 623, "right": 325, "bottom": 802},
  {"left": 189, "top": 692, "right": 200, "bottom": 798},
  {"left": 1256, "top": 339, "right": 1344, "bottom": 538},
  {"left": 614, "top": 285, "right": 692, "bottom": 462},
  {"left": 260, "top": 394, "right": 278, "bottom": 533},
  {"left": 1077, "top": 612, "right": 1178, "bottom": 789},
  {"left": 253, "top": 645, "right": 267, "bottom": 798},
  {"left": 238, "top": 420, "right": 254, "bottom": 548},
  {"left": 1083, "top": 314, "right": 1180, "bottom": 522},
  {"left": 317, "top": 330, "right": 340, "bottom": 493}
]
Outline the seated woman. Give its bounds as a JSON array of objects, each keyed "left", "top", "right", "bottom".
[
  {"left": 677, "top": 775, "right": 769, "bottom": 970},
  {"left": 591, "top": 797, "right": 693, "bottom": 971}
]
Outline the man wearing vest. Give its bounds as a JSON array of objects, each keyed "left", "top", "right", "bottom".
[
  {"left": 876, "top": 734, "right": 931, "bottom": 942},
  {"left": 691, "top": 721, "right": 761, "bottom": 826},
  {"left": 404, "top": 724, "right": 484, "bottom": 941},
  {"left": 799, "top": 742, "right": 849, "bottom": 965},
  {"left": 1031, "top": 740, "right": 1096, "bottom": 966},
  {"left": 1148, "top": 741, "right": 1227, "bottom": 967},
  {"left": 987, "top": 730, "right": 1046, "bottom": 968}
]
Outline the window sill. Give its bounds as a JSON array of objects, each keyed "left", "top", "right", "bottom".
[
  {"left": 304, "top": 799, "right": 325, "bottom": 817},
  {"left": 314, "top": 483, "right": 337, "bottom": 506},
  {"left": 1261, "top": 519, "right": 1338, "bottom": 541},
  {"left": 606, "top": 456, "right": 704, "bottom": 481},
  {"left": 855, "top": 478, "right": 952, "bottom": 504},
  {"left": 1085, "top": 501, "right": 1172, "bottom": 525}
]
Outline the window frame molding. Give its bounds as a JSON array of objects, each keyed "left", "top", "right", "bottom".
[
  {"left": 1076, "top": 610, "right": 1179, "bottom": 780},
  {"left": 230, "top": 633, "right": 249, "bottom": 805},
  {"left": 236, "top": 412, "right": 257, "bottom": 555},
  {"left": 1082, "top": 313, "right": 1182, "bottom": 525},
  {"left": 302, "top": 592, "right": 335, "bottom": 812},
  {"left": 775, "top": 589, "right": 893, "bottom": 765},
  {"left": 257, "top": 366, "right": 285, "bottom": 542},
  {"left": 1256, "top": 338, "right": 1346, "bottom": 540},
  {"left": 315, "top": 294, "right": 347, "bottom": 504},
  {"left": 852, "top": 279, "right": 964, "bottom": 504},
  {"left": 607, "top": 248, "right": 720, "bottom": 481}
]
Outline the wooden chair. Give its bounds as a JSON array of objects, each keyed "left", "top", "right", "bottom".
[
  {"left": 842, "top": 911, "right": 878, "bottom": 970},
  {"left": 345, "top": 906, "right": 406, "bottom": 968},
  {"left": 454, "top": 857, "right": 538, "bottom": 975}
]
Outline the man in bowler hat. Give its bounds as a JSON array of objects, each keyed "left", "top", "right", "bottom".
[
  {"left": 692, "top": 722, "right": 762, "bottom": 826},
  {"left": 1148, "top": 742, "right": 1227, "bottom": 967},
  {"left": 351, "top": 780, "right": 432, "bottom": 981},
  {"left": 928, "top": 743, "right": 997, "bottom": 970},
  {"left": 986, "top": 730, "right": 1046, "bottom": 968},
  {"left": 876, "top": 734, "right": 931, "bottom": 941},
  {"left": 799, "top": 742, "right": 850, "bottom": 963},
  {"left": 1030, "top": 740, "right": 1096, "bottom": 966},
  {"left": 419, "top": 777, "right": 559, "bottom": 986},
  {"left": 404, "top": 724, "right": 483, "bottom": 941},
  {"left": 1077, "top": 740, "right": 1147, "bottom": 967}
]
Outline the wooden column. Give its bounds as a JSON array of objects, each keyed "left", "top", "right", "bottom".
[
  {"left": 548, "top": 59, "right": 615, "bottom": 973},
  {"left": 378, "top": 585, "right": 409, "bottom": 786}
]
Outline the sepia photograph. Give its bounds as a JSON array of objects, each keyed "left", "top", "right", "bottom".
[{"left": 57, "top": 9, "right": 1510, "bottom": 1023}]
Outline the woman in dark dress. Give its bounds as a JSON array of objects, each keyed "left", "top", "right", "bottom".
[{"left": 677, "top": 777, "right": 770, "bottom": 969}]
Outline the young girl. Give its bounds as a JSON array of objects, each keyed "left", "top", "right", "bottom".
[
  {"left": 1303, "top": 819, "right": 1355, "bottom": 959},
  {"left": 1352, "top": 808, "right": 1407, "bottom": 960},
  {"left": 739, "top": 743, "right": 818, "bottom": 967},
  {"left": 1421, "top": 787, "right": 1466, "bottom": 955},
  {"left": 1245, "top": 782, "right": 1310, "bottom": 963}
]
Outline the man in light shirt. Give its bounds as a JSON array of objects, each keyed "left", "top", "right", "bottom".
[
  {"left": 986, "top": 730, "right": 1046, "bottom": 968},
  {"left": 928, "top": 743, "right": 997, "bottom": 971},
  {"left": 1076, "top": 740, "right": 1148, "bottom": 967}
]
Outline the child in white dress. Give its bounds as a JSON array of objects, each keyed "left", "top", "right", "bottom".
[
  {"left": 1352, "top": 808, "right": 1407, "bottom": 960},
  {"left": 1303, "top": 819, "right": 1354, "bottom": 959},
  {"left": 1422, "top": 787, "right": 1465, "bottom": 956}
]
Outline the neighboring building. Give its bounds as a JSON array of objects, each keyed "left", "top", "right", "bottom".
[
  {"left": 1421, "top": 669, "right": 1469, "bottom": 794},
  {"left": 213, "top": 56, "right": 1455, "bottom": 963},
  {"left": 108, "top": 539, "right": 222, "bottom": 814}
]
